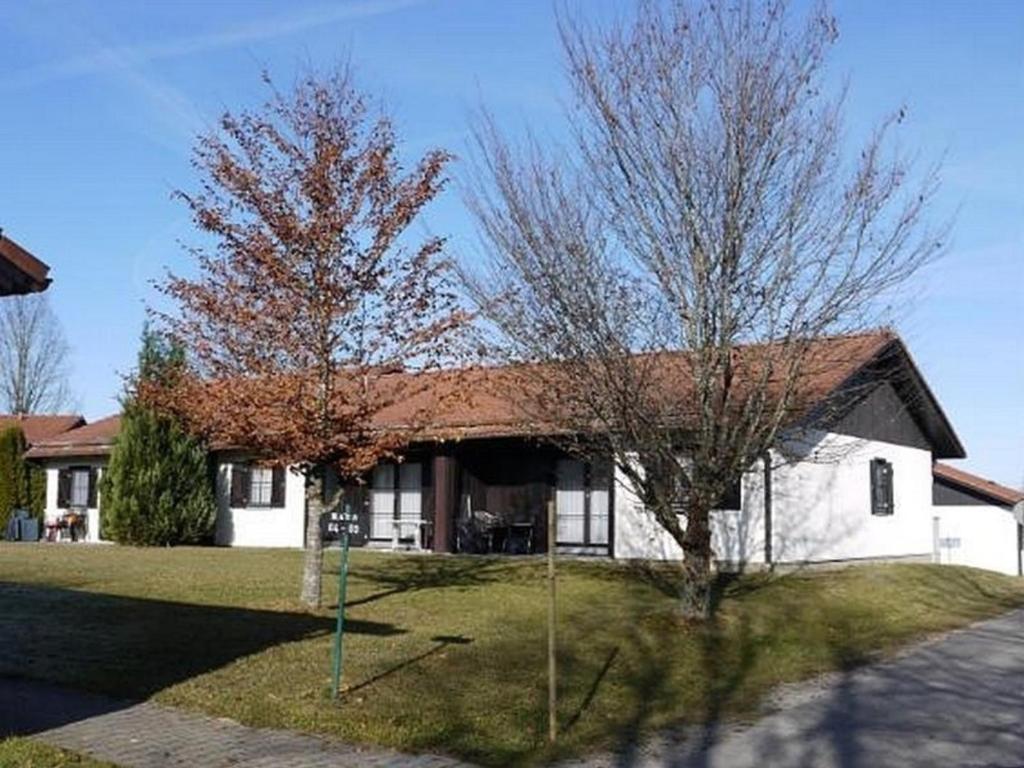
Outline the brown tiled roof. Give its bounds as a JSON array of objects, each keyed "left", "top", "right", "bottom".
[
  {"left": 25, "top": 415, "right": 121, "bottom": 459},
  {"left": 374, "top": 330, "right": 899, "bottom": 435},
  {"left": 933, "top": 463, "right": 1024, "bottom": 508},
  {"left": 22, "top": 331, "right": 965, "bottom": 460},
  {"left": 0, "top": 234, "right": 51, "bottom": 295},
  {"left": 367, "top": 330, "right": 965, "bottom": 457},
  {"left": 0, "top": 414, "right": 85, "bottom": 446}
]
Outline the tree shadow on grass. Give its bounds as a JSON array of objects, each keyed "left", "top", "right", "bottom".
[
  {"left": 340, "top": 634, "right": 474, "bottom": 697},
  {"left": 328, "top": 554, "right": 511, "bottom": 610},
  {"left": 0, "top": 582, "right": 404, "bottom": 738}
]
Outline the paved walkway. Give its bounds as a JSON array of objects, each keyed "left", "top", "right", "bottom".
[
  {"left": 568, "top": 607, "right": 1024, "bottom": 768},
  {"left": 1, "top": 678, "right": 470, "bottom": 768}
]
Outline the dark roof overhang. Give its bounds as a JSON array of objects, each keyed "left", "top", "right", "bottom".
[
  {"left": 814, "top": 337, "right": 966, "bottom": 459},
  {"left": 0, "top": 234, "right": 51, "bottom": 295}
]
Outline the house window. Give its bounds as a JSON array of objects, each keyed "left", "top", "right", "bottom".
[
  {"left": 58, "top": 466, "right": 96, "bottom": 509},
  {"left": 870, "top": 458, "right": 894, "bottom": 516},
  {"left": 718, "top": 477, "right": 742, "bottom": 511},
  {"left": 230, "top": 464, "right": 285, "bottom": 508},
  {"left": 70, "top": 468, "right": 91, "bottom": 508},
  {"left": 249, "top": 467, "right": 274, "bottom": 507}
]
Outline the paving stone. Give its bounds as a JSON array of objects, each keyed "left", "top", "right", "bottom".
[{"left": 1, "top": 677, "right": 474, "bottom": 768}]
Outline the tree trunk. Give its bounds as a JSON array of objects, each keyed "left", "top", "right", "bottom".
[
  {"left": 300, "top": 467, "right": 325, "bottom": 609},
  {"left": 680, "top": 506, "right": 713, "bottom": 619}
]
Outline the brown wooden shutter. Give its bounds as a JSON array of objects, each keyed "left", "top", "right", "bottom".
[
  {"left": 870, "top": 459, "right": 894, "bottom": 516},
  {"left": 271, "top": 466, "right": 286, "bottom": 507},
  {"left": 230, "top": 464, "right": 250, "bottom": 508},
  {"left": 87, "top": 468, "right": 99, "bottom": 508},
  {"left": 57, "top": 469, "right": 71, "bottom": 508}
]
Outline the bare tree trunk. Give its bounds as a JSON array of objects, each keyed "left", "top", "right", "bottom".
[
  {"left": 301, "top": 467, "right": 325, "bottom": 609},
  {"left": 680, "top": 507, "right": 713, "bottom": 619}
]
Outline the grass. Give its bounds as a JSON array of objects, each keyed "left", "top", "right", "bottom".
[
  {"left": 0, "top": 739, "right": 113, "bottom": 768},
  {"left": 1, "top": 544, "right": 1022, "bottom": 765}
]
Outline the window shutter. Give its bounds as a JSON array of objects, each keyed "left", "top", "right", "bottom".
[
  {"left": 884, "top": 461, "right": 894, "bottom": 513},
  {"left": 870, "top": 459, "right": 894, "bottom": 516},
  {"left": 230, "top": 464, "right": 250, "bottom": 508},
  {"left": 87, "top": 468, "right": 99, "bottom": 508},
  {"left": 57, "top": 469, "right": 71, "bottom": 508},
  {"left": 271, "top": 467, "right": 286, "bottom": 507}
]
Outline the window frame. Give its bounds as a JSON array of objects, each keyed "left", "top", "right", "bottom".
[
  {"left": 248, "top": 466, "right": 274, "bottom": 508},
  {"left": 69, "top": 467, "right": 92, "bottom": 508},
  {"left": 230, "top": 463, "right": 285, "bottom": 509}
]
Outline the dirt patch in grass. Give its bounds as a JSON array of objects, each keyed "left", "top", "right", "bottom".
[{"left": 2, "top": 544, "right": 1022, "bottom": 765}]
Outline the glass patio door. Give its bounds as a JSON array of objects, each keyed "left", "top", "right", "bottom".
[
  {"left": 370, "top": 464, "right": 395, "bottom": 540},
  {"left": 398, "top": 463, "right": 422, "bottom": 526},
  {"left": 556, "top": 459, "right": 586, "bottom": 543},
  {"left": 370, "top": 462, "right": 422, "bottom": 542},
  {"left": 556, "top": 459, "right": 610, "bottom": 546}
]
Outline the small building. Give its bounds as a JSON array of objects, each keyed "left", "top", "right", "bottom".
[
  {"left": 932, "top": 463, "right": 1024, "bottom": 576},
  {"left": 24, "top": 416, "right": 120, "bottom": 543}
]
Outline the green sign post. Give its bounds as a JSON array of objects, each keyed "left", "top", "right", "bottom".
[{"left": 329, "top": 503, "right": 360, "bottom": 699}]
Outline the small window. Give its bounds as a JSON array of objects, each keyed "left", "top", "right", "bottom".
[
  {"left": 70, "top": 468, "right": 91, "bottom": 508},
  {"left": 249, "top": 467, "right": 274, "bottom": 507},
  {"left": 870, "top": 458, "right": 894, "bottom": 516},
  {"left": 718, "top": 476, "right": 742, "bottom": 511},
  {"left": 230, "top": 463, "right": 285, "bottom": 508}
]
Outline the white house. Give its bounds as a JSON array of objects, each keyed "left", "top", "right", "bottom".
[
  {"left": 23, "top": 332, "right": 1024, "bottom": 577},
  {"left": 24, "top": 415, "right": 119, "bottom": 543}
]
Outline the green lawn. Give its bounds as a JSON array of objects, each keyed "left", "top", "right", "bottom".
[
  {"left": 0, "top": 739, "right": 113, "bottom": 768},
  {"left": 1, "top": 544, "right": 1022, "bottom": 765}
]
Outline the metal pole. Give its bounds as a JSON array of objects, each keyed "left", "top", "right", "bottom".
[
  {"left": 331, "top": 505, "right": 352, "bottom": 699},
  {"left": 547, "top": 498, "right": 557, "bottom": 743}
]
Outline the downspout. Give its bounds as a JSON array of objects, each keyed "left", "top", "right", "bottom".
[
  {"left": 1014, "top": 501, "right": 1023, "bottom": 578},
  {"left": 763, "top": 452, "right": 773, "bottom": 570}
]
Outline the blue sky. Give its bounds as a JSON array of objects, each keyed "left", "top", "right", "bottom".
[{"left": 1, "top": 0, "right": 1020, "bottom": 485}]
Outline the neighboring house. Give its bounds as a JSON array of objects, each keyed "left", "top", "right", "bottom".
[
  {"left": 932, "top": 463, "right": 1024, "bottom": 576},
  {"left": 21, "top": 332, "right": 1024, "bottom": 577},
  {"left": 0, "top": 233, "right": 52, "bottom": 296},
  {"left": 24, "top": 415, "right": 120, "bottom": 543}
]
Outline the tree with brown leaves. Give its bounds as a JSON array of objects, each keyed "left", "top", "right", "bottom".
[
  {"left": 155, "top": 70, "right": 467, "bottom": 608},
  {"left": 466, "top": 1, "right": 946, "bottom": 618}
]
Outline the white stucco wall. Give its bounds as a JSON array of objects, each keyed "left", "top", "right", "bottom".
[
  {"left": 614, "top": 431, "right": 935, "bottom": 566},
  {"left": 933, "top": 504, "right": 1022, "bottom": 577},
  {"left": 41, "top": 460, "right": 106, "bottom": 543},
  {"left": 214, "top": 461, "right": 306, "bottom": 548}
]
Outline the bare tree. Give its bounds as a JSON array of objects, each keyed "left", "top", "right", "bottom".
[
  {"left": 465, "top": 0, "right": 946, "bottom": 617},
  {"left": 0, "top": 294, "right": 73, "bottom": 414}
]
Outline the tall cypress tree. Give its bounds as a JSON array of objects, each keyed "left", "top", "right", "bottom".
[
  {"left": 101, "top": 328, "right": 216, "bottom": 545},
  {"left": 0, "top": 426, "right": 29, "bottom": 532}
]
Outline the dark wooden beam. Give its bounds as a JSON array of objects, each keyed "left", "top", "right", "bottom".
[{"left": 432, "top": 450, "right": 458, "bottom": 553}]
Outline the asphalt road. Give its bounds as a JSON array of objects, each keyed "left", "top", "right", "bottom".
[{"left": 582, "top": 607, "right": 1024, "bottom": 768}]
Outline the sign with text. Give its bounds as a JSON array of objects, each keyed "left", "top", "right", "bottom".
[{"left": 327, "top": 509, "right": 361, "bottom": 537}]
